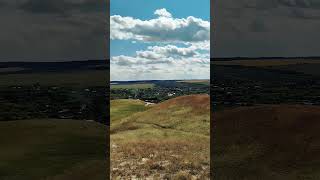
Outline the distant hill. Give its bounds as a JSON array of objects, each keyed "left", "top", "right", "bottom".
[
  {"left": 211, "top": 57, "right": 320, "bottom": 61},
  {"left": 0, "top": 60, "right": 109, "bottom": 86},
  {"left": 211, "top": 57, "right": 320, "bottom": 82},
  {"left": 0, "top": 60, "right": 109, "bottom": 74},
  {"left": 111, "top": 94, "right": 210, "bottom": 179}
]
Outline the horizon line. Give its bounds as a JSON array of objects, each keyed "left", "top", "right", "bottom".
[
  {"left": 111, "top": 78, "right": 210, "bottom": 82},
  {"left": 211, "top": 56, "right": 320, "bottom": 59},
  {"left": 0, "top": 59, "right": 109, "bottom": 63}
]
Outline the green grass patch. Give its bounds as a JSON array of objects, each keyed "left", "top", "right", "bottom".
[
  {"left": 177, "top": 80, "right": 209, "bottom": 86},
  {"left": 111, "top": 99, "right": 148, "bottom": 122}
]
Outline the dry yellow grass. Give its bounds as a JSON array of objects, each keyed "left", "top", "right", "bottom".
[{"left": 111, "top": 139, "right": 209, "bottom": 179}]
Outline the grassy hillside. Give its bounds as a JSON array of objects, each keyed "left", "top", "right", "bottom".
[
  {"left": 213, "top": 105, "right": 320, "bottom": 180},
  {"left": 110, "top": 99, "right": 148, "bottom": 123},
  {"left": 0, "top": 119, "right": 107, "bottom": 180},
  {"left": 110, "top": 95, "right": 210, "bottom": 179}
]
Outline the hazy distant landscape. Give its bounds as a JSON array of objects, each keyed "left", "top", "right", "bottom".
[
  {"left": 110, "top": 80, "right": 210, "bottom": 179},
  {"left": 0, "top": 61, "right": 108, "bottom": 180},
  {"left": 212, "top": 57, "right": 320, "bottom": 179},
  {"left": 0, "top": 61, "right": 108, "bottom": 123}
]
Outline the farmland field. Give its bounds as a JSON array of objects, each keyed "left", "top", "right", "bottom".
[
  {"left": 0, "top": 70, "right": 107, "bottom": 87},
  {"left": 177, "top": 80, "right": 210, "bottom": 85},
  {"left": 111, "top": 83, "right": 154, "bottom": 89}
]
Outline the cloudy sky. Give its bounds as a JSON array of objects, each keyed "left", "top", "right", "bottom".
[
  {"left": 213, "top": 0, "right": 320, "bottom": 57},
  {"left": 110, "top": 0, "right": 210, "bottom": 81},
  {"left": 0, "top": 0, "right": 107, "bottom": 62}
]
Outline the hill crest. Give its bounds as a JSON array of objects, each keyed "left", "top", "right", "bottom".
[{"left": 154, "top": 94, "right": 210, "bottom": 112}]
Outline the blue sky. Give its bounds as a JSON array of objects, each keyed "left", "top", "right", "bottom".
[
  {"left": 110, "top": 0, "right": 210, "bottom": 81},
  {"left": 110, "top": 0, "right": 210, "bottom": 20}
]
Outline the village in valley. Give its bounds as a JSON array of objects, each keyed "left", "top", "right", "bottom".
[
  {"left": 0, "top": 84, "right": 107, "bottom": 123},
  {"left": 110, "top": 80, "right": 210, "bottom": 103},
  {"left": 212, "top": 60, "right": 320, "bottom": 110}
]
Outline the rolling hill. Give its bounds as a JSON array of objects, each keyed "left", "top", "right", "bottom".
[
  {"left": 110, "top": 94, "right": 210, "bottom": 179},
  {"left": 213, "top": 105, "right": 320, "bottom": 180},
  {"left": 0, "top": 119, "right": 107, "bottom": 180}
]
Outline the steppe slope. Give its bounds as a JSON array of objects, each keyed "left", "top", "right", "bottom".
[
  {"left": 0, "top": 119, "right": 107, "bottom": 180},
  {"left": 213, "top": 105, "right": 320, "bottom": 180},
  {"left": 111, "top": 94, "right": 210, "bottom": 179}
]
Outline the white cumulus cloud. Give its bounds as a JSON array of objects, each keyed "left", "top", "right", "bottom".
[
  {"left": 154, "top": 8, "right": 172, "bottom": 18},
  {"left": 110, "top": 9, "right": 210, "bottom": 43},
  {"left": 110, "top": 8, "right": 210, "bottom": 81}
]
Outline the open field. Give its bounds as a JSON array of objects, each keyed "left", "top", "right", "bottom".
[
  {"left": 0, "top": 119, "right": 107, "bottom": 180},
  {"left": 111, "top": 83, "right": 154, "bottom": 89},
  {"left": 177, "top": 80, "right": 210, "bottom": 85},
  {"left": 0, "top": 67, "right": 27, "bottom": 73},
  {"left": 213, "top": 105, "right": 320, "bottom": 180},
  {"left": 213, "top": 58, "right": 320, "bottom": 78},
  {"left": 0, "top": 70, "right": 107, "bottom": 87},
  {"left": 111, "top": 95, "right": 210, "bottom": 179},
  {"left": 267, "top": 63, "right": 320, "bottom": 77}
]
